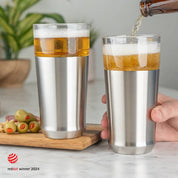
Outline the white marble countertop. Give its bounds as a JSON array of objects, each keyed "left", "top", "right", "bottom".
[{"left": 0, "top": 80, "right": 177, "bottom": 178}]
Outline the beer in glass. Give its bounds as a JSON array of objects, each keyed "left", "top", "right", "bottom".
[
  {"left": 33, "top": 23, "right": 89, "bottom": 139},
  {"left": 103, "top": 35, "right": 160, "bottom": 154}
]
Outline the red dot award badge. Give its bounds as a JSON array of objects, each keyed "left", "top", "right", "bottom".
[{"left": 8, "top": 153, "right": 18, "bottom": 164}]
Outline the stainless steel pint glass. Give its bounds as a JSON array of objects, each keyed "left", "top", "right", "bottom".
[
  {"left": 33, "top": 23, "right": 89, "bottom": 139},
  {"left": 103, "top": 35, "right": 160, "bottom": 154}
]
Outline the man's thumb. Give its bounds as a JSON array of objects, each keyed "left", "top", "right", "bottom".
[{"left": 151, "top": 100, "right": 178, "bottom": 122}]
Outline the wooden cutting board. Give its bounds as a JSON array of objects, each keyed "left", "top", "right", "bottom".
[{"left": 0, "top": 124, "right": 102, "bottom": 150}]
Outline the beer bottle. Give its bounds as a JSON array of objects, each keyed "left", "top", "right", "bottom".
[{"left": 140, "top": 0, "right": 178, "bottom": 17}]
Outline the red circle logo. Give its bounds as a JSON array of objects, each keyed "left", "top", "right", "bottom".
[{"left": 8, "top": 153, "right": 18, "bottom": 164}]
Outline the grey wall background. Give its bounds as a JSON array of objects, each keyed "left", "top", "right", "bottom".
[{"left": 0, "top": 0, "right": 178, "bottom": 89}]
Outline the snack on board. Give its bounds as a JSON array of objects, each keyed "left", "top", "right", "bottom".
[
  {"left": 4, "top": 120, "right": 17, "bottom": 134},
  {"left": 15, "top": 109, "right": 30, "bottom": 122},
  {"left": 0, "top": 122, "right": 6, "bottom": 133},
  {"left": 1, "top": 109, "right": 41, "bottom": 134},
  {"left": 17, "top": 122, "right": 29, "bottom": 133},
  {"left": 26, "top": 113, "right": 38, "bottom": 123},
  {"left": 29, "top": 121, "right": 40, "bottom": 133}
]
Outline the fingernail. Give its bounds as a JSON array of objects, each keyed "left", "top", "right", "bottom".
[{"left": 156, "top": 110, "right": 162, "bottom": 122}]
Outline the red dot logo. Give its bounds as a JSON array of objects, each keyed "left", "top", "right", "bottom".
[{"left": 8, "top": 153, "right": 18, "bottom": 164}]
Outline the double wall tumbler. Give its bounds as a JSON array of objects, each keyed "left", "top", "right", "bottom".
[
  {"left": 103, "top": 35, "right": 160, "bottom": 154},
  {"left": 33, "top": 23, "right": 89, "bottom": 139}
]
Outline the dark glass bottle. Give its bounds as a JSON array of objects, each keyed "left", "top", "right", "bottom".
[{"left": 140, "top": 0, "right": 178, "bottom": 17}]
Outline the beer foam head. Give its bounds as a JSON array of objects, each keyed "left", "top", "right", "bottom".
[
  {"left": 103, "top": 43, "right": 160, "bottom": 56},
  {"left": 34, "top": 24, "right": 89, "bottom": 38}
]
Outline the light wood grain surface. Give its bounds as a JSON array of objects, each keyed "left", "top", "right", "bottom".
[{"left": 0, "top": 124, "right": 102, "bottom": 150}]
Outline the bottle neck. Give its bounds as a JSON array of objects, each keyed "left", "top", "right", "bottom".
[{"left": 140, "top": 0, "right": 178, "bottom": 17}]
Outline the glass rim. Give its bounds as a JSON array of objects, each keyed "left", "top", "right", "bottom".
[
  {"left": 33, "top": 23, "right": 89, "bottom": 29},
  {"left": 33, "top": 23, "right": 89, "bottom": 38},
  {"left": 103, "top": 34, "right": 160, "bottom": 40}
]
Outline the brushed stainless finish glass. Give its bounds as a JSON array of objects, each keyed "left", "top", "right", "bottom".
[
  {"left": 105, "top": 70, "right": 159, "bottom": 154},
  {"left": 36, "top": 56, "right": 88, "bottom": 139}
]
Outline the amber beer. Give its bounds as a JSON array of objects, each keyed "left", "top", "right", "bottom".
[
  {"left": 34, "top": 26, "right": 89, "bottom": 57},
  {"left": 103, "top": 43, "right": 160, "bottom": 71},
  {"left": 34, "top": 37, "right": 89, "bottom": 57}
]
